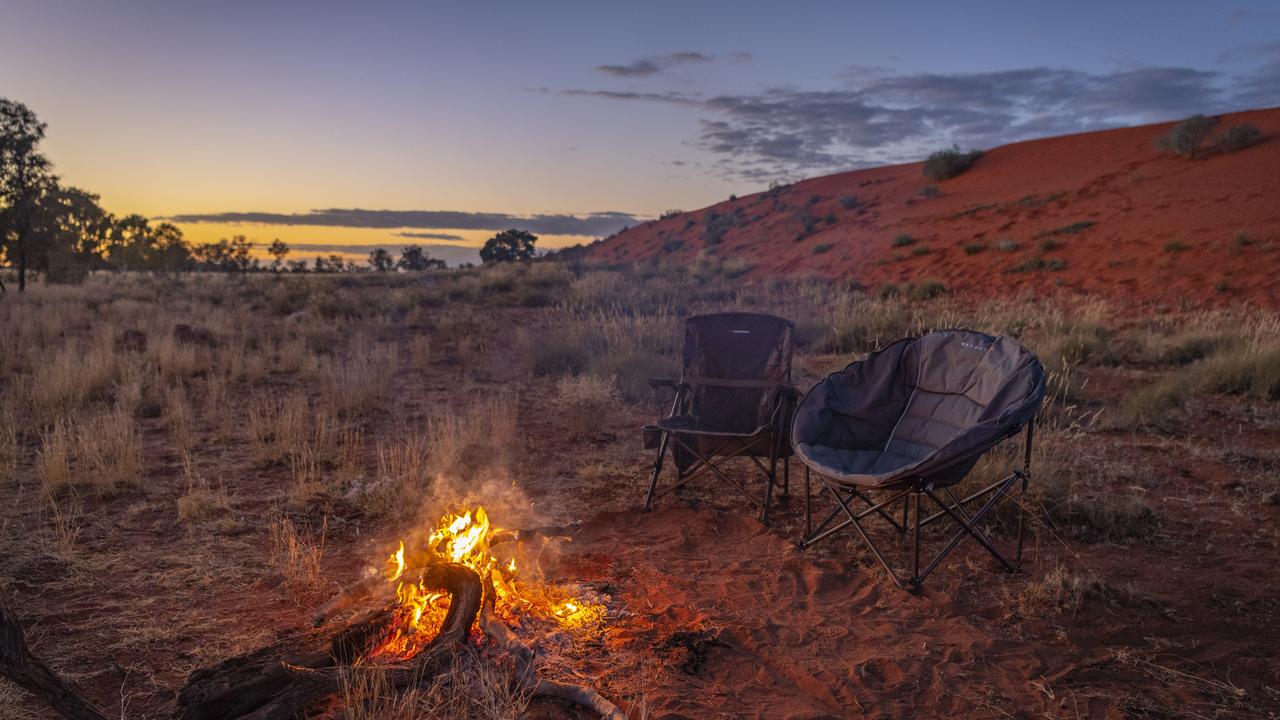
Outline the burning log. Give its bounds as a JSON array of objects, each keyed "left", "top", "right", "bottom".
[
  {"left": 3, "top": 507, "right": 621, "bottom": 720},
  {"left": 178, "top": 562, "right": 482, "bottom": 720},
  {"left": 0, "top": 587, "right": 109, "bottom": 720},
  {"left": 478, "top": 573, "right": 627, "bottom": 720}
]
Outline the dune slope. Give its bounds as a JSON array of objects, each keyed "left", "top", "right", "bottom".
[{"left": 587, "top": 108, "right": 1280, "bottom": 307}]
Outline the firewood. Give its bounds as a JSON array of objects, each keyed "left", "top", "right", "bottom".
[
  {"left": 0, "top": 587, "right": 109, "bottom": 720},
  {"left": 179, "top": 562, "right": 482, "bottom": 720},
  {"left": 478, "top": 571, "right": 626, "bottom": 720}
]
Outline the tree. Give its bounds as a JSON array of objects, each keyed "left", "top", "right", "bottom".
[
  {"left": 33, "top": 185, "right": 113, "bottom": 283},
  {"left": 397, "top": 244, "right": 446, "bottom": 271},
  {"left": 0, "top": 99, "right": 53, "bottom": 291},
  {"left": 368, "top": 247, "right": 395, "bottom": 272},
  {"left": 480, "top": 229, "right": 537, "bottom": 264},
  {"left": 267, "top": 239, "right": 289, "bottom": 273},
  {"left": 192, "top": 235, "right": 254, "bottom": 273}
]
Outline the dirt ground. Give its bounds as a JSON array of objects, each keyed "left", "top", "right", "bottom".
[{"left": 1, "top": 269, "right": 1277, "bottom": 719}]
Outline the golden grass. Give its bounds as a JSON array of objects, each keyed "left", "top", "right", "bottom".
[{"left": 269, "top": 515, "right": 327, "bottom": 600}]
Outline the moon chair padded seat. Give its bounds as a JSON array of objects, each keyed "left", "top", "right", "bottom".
[{"left": 792, "top": 330, "right": 1046, "bottom": 490}]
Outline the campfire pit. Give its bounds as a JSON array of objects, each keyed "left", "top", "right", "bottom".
[{"left": 1, "top": 506, "right": 625, "bottom": 720}]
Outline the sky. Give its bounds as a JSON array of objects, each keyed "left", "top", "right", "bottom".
[{"left": 1, "top": 0, "right": 1277, "bottom": 264}]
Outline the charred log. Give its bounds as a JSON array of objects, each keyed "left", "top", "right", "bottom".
[
  {"left": 178, "top": 562, "right": 482, "bottom": 720},
  {"left": 479, "top": 572, "right": 626, "bottom": 720},
  {"left": 0, "top": 587, "right": 109, "bottom": 720}
]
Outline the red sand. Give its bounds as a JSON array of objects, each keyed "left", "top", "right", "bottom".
[{"left": 586, "top": 108, "right": 1280, "bottom": 308}]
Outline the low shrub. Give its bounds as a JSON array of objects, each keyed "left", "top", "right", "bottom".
[
  {"left": 996, "top": 239, "right": 1019, "bottom": 252},
  {"left": 838, "top": 195, "right": 859, "bottom": 209},
  {"left": 812, "top": 243, "right": 833, "bottom": 254},
  {"left": 1157, "top": 114, "right": 1216, "bottom": 158},
  {"left": 1164, "top": 241, "right": 1189, "bottom": 253},
  {"left": 1213, "top": 123, "right": 1262, "bottom": 153},
  {"left": 892, "top": 234, "right": 915, "bottom": 247},
  {"left": 922, "top": 146, "right": 983, "bottom": 181},
  {"left": 963, "top": 243, "right": 987, "bottom": 255}
]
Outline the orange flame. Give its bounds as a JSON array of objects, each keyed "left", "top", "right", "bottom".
[{"left": 366, "top": 505, "right": 600, "bottom": 661}]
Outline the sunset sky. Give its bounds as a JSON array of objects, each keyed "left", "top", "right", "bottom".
[{"left": 2, "top": 1, "right": 1277, "bottom": 264}]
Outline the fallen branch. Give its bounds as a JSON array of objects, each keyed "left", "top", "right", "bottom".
[
  {"left": 0, "top": 587, "right": 108, "bottom": 720},
  {"left": 479, "top": 572, "right": 626, "bottom": 720},
  {"left": 179, "top": 562, "right": 482, "bottom": 720}
]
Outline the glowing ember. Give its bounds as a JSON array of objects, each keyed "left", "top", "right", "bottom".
[{"left": 367, "top": 505, "right": 601, "bottom": 661}]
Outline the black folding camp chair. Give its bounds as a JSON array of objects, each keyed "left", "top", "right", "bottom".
[
  {"left": 643, "top": 312, "right": 796, "bottom": 523},
  {"left": 792, "top": 329, "right": 1046, "bottom": 590}
]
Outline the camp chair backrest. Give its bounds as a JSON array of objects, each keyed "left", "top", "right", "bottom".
[
  {"left": 881, "top": 332, "right": 1037, "bottom": 469},
  {"left": 682, "top": 312, "right": 794, "bottom": 435}
]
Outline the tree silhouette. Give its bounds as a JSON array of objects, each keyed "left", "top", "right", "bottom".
[
  {"left": 0, "top": 99, "right": 53, "bottom": 291},
  {"left": 368, "top": 247, "right": 395, "bottom": 272},
  {"left": 480, "top": 229, "right": 537, "bottom": 264},
  {"left": 267, "top": 239, "right": 289, "bottom": 273},
  {"left": 397, "top": 244, "right": 446, "bottom": 271}
]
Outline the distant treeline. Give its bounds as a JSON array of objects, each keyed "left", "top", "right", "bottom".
[{"left": 0, "top": 99, "right": 454, "bottom": 290}]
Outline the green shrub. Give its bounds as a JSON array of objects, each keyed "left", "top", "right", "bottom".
[
  {"left": 910, "top": 245, "right": 932, "bottom": 256},
  {"left": 922, "top": 146, "right": 983, "bottom": 181},
  {"left": 662, "top": 239, "right": 685, "bottom": 253},
  {"left": 1164, "top": 241, "right": 1189, "bottom": 253},
  {"left": 1040, "top": 239, "right": 1062, "bottom": 252},
  {"left": 1233, "top": 231, "right": 1251, "bottom": 247},
  {"left": 917, "top": 185, "right": 942, "bottom": 198},
  {"left": 1158, "top": 114, "right": 1216, "bottom": 157},
  {"left": 996, "top": 240, "right": 1019, "bottom": 252},
  {"left": 906, "top": 279, "right": 946, "bottom": 300},
  {"left": 1038, "top": 221, "right": 1095, "bottom": 237},
  {"left": 812, "top": 243, "right": 833, "bottom": 254},
  {"left": 592, "top": 350, "right": 673, "bottom": 402},
  {"left": 838, "top": 195, "right": 858, "bottom": 209},
  {"left": 530, "top": 326, "right": 605, "bottom": 376},
  {"left": 1200, "top": 347, "right": 1280, "bottom": 400},
  {"left": 1113, "top": 374, "right": 1193, "bottom": 431},
  {"left": 1214, "top": 124, "right": 1262, "bottom": 153},
  {"left": 892, "top": 234, "right": 915, "bottom": 247},
  {"left": 963, "top": 243, "right": 987, "bottom": 255}
]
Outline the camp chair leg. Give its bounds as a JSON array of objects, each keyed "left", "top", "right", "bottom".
[
  {"left": 761, "top": 449, "right": 778, "bottom": 525},
  {"left": 803, "top": 466, "right": 812, "bottom": 539},
  {"left": 780, "top": 457, "right": 791, "bottom": 500},
  {"left": 911, "top": 489, "right": 922, "bottom": 586},
  {"left": 643, "top": 433, "right": 671, "bottom": 511}
]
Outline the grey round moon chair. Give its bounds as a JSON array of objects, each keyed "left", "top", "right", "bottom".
[{"left": 792, "top": 329, "right": 1046, "bottom": 590}]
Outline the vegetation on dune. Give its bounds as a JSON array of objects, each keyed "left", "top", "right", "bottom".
[
  {"left": 1158, "top": 114, "right": 1264, "bottom": 159},
  {"left": 922, "top": 145, "right": 983, "bottom": 181}
]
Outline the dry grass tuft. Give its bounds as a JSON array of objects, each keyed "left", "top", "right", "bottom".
[
  {"left": 269, "top": 515, "right": 327, "bottom": 599},
  {"left": 556, "top": 374, "right": 619, "bottom": 439}
]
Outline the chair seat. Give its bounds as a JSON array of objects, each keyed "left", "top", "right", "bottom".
[
  {"left": 794, "top": 442, "right": 922, "bottom": 488},
  {"left": 649, "top": 415, "right": 769, "bottom": 438}
]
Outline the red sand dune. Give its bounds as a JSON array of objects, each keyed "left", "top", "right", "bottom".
[{"left": 586, "top": 108, "right": 1280, "bottom": 307}]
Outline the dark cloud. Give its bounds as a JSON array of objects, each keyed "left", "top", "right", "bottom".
[
  {"left": 566, "top": 61, "right": 1272, "bottom": 181},
  {"left": 165, "top": 208, "right": 640, "bottom": 237},
  {"left": 595, "top": 51, "right": 728, "bottom": 77},
  {"left": 596, "top": 59, "right": 663, "bottom": 78},
  {"left": 395, "top": 231, "right": 464, "bottom": 241},
  {"left": 265, "top": 242, "right": 480, "bottom": 267}
]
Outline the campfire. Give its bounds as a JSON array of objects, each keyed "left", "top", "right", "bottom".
[
  {"left": 0, "top": 502, "right": 625, "bottom": 719},
  {"left": 368, "top": 505, "right": 603, "bottom": 661}
]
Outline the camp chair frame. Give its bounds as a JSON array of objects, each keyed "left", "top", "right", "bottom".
[
  {"left": 644, "top": 379, "right": 796, "bottom": 523},
  {"left": 798, "top": 419, "right": 1034, "bottom": 591}
]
